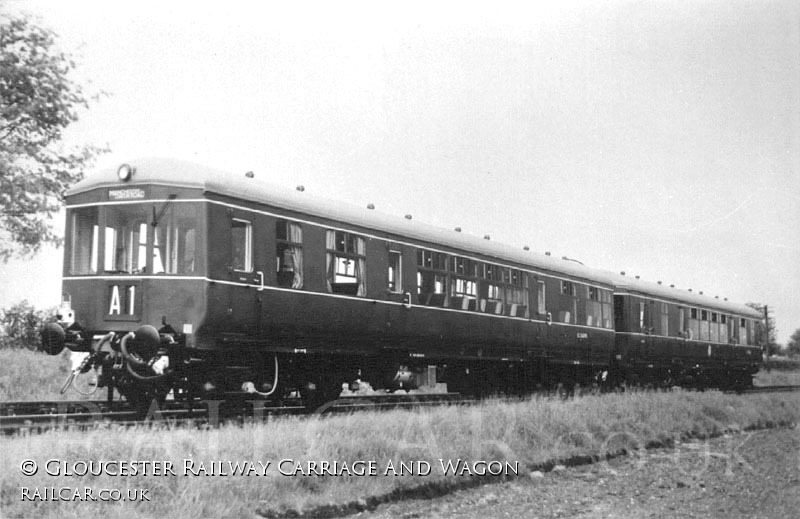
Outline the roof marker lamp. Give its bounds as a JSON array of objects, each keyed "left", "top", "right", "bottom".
[{"left": 117, "top": 163, "right": 135, "bottom": 182}]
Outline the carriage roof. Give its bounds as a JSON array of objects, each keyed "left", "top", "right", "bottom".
[{"left": 69, "top": 158, "right": 761, "bottom": 319}]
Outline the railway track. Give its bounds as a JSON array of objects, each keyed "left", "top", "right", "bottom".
[
  {"left": 3, "top": 386, "right": 797, "bottom": 436},
  {"left": 0, "top": 392, "right": 466, "bottom": 435},
  {"left": 732, "top": 384, "right": 800, "bottom": 394}
]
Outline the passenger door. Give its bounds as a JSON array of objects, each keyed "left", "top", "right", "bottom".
[{"left": 226, "top": 212, "right": 261, "bottom": 338}]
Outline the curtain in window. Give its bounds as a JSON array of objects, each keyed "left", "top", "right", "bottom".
[
  {"left": 602, "top": 302, "right": 612, "bottom": 329},
  {"left": 689, "top": 319, "right": 699, "bottom": 340},
  {"left": 355, "top": 236, "right": 366, "bottom": 296},
  {"left": 182, "top": 228, "right": 196, "bottom": 274},
  {"left": 586, "top": 300, "right": 602, "bottom": 327},
  {"left": 288, "top": 223, "right": 303, "bottom": 289},
  {"left": 168, "top": 225, "right": 178, "bottom": 273},
  {"left": 537, "top": 283, "right": 546, "bottom": 315},
  {"left": 325, "top": 230, "right": 335, "bottom": 292},
  {"left": 720, "top": 321, "right": 728, "bottom": 343}
]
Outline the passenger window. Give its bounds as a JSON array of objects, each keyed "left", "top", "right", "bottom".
[
  {"left": 613, "top": 295, "right": 625, "bottom": 331},
  {"left": 739, "top": 318, "right": 748, "bottom": 345},
  {"left": 639, "top": 302, "right": 646, "bottom": 330},
  {"left": 326, "top": 230, "right": 366, "bottom": 296},
  {"left": 450, "top": 277, "right": 477, "bottom": 306},
  {"left": 688, "top": 308, "right": 699, "bottom": 339},
  {"left": 601, "top": 290, "right": 613, "bottom": 329},
  {"left": 480, "top": 263, "right": 503, "bottom": 314},
  {"left": 231, "top": 219, "right": 252, "bottom": 272},
  {"left": 659, "top": 302, "right": 669, "bottom": 336},
  {"left": 417, "top": 249, "right": 447, "bottom": 306},
  {"left": 448, "top": 256, "right": 477, "bottom": 310},
  {"left": 180, "top": 228, "right": 196, "bottom": 274},
  {"left": 585, "top": 286, "right": 602, "bottom": 327},
  {"left": 388, "top": 250, "right": 402, "bottom": 293},
  {"left": 504, "top": 269, "right": 529, "bottom": 318},
  {"left": 276, "top": 220, "right": 303, "bottom": 289},
  {"left": 699, "top": 309, "right": 710, "bottom": 341},
  {"left": 536, "top": 281, "right": 546, "bottom": 315},
  {"left": 476, "top": 263, "right": 528, "bottom": 316}
]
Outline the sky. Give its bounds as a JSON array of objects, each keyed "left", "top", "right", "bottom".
[{"left": 2, "top": 0, "right": 799, "bottom": 345}]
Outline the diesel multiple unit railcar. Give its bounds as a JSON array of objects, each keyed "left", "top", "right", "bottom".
[{"left": 40, "top": 158, "right": 763, "bottom": 406}]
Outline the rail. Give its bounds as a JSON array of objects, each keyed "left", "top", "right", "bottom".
[{"left": 0, "top": 392, "right": 470, "bottom": 435}]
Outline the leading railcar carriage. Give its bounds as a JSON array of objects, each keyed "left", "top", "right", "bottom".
[{"left": 41, "top": 158, "right": 621, "bottom": 406}]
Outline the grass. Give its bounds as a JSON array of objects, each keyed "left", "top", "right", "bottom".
[
  {"left": 754, "top": 356, "right": 800, "bottom": 386},
  {"left": 0, "top": 348, "right": 104, "bottom": 402},
  {"left": 1, "top": 390, "right": 799, "bottom": 519}
]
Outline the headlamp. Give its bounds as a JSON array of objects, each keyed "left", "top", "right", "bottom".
[{"left": 117, "top": 163, "right": 134, "bottom": 181}]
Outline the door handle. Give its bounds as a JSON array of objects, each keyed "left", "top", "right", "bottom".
[{"left": 256, "top": 271, "right": 264, "bottom": 291}]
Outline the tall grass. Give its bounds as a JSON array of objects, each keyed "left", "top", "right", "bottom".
[
  {"left": 1, "top": 390, "right": 798, "bottom": 519},
  {"left": 754, "top": 356, "right": 800, "bottom": 386},
  {"left": 0, "top": 349, "right": 95, "bottom": 402}
]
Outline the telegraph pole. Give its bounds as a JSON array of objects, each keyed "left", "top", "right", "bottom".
[{"left": 763, "top": 305, "right": 770, "bottom": 360}]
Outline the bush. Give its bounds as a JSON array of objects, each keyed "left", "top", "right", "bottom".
[
  {"left": 762, "top": 355, "right": 800, "bottom": 372},
  {"left": 0, "top": 300, "right": 56, "bottom": 350},
  {"left": 787, "top": 328, "right": 800, "bottom": 358}
]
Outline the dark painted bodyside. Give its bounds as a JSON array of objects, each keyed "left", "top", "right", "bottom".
[
  {"left": 59, "top": 160, "right": 758, "bottom": 393},
  {"left": 199, "top": 193, "right": 615, "bottom": 369},
  {"left": 612, "top": 294, "right": 761, "bottom": 385}
]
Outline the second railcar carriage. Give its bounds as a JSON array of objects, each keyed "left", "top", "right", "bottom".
[
  {"left": 607, "top": 274, "right": 762, "bottom": 389},
  {"left": 43, "top": 158, "right": 621, "bottom": 404}
]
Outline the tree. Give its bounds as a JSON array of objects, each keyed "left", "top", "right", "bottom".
[
  {"left": 787, "top": 328, "right": 800, "bottom": 358},
  {"left": 0, "top": 299, "right": 55, "bottom": 349},
  {"left": 0, "top": 13, "right": 106, "bottom": 260},
  {"left": 746, "top": 303, "right": 780, "bottom": 356}
]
